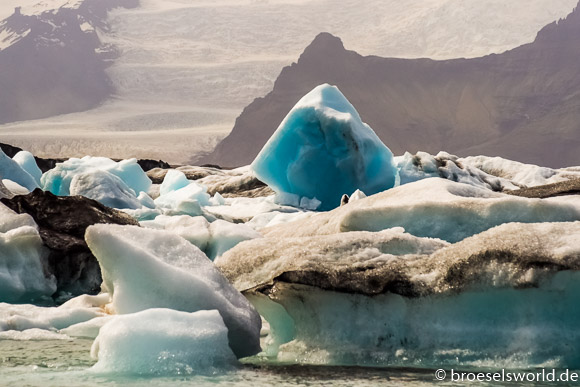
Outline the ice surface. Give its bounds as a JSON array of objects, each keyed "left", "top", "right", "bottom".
[
  {"left": 159, "top": 169, "right": 191, "bottom": 195},
  {"left": 0, "top": 293, "right": 108, "bottom": 332},
  {"left": 85, "top": 224, "right": 262, "bottom": 358},
  {"left": 2, "top": 179, "right": 29, "bottom": 196},
  {"left": 41, "top": 156, "right": 151, "bottom": 196},
  {"left": 69, "top": 170, "right": 142, "bottom": 210},
  {"left": 253, "top": 275, "right": 580, "bottom": 368},
  {"left": 90, "top": 308, "right": 237, "bottom": 375},
  {"left": 154, "top": 178, "right": 211, "bottom": 217},
  {"left": 207, "top": 220, "right": 262, "bottom": 261},
  {"left": 233, "top": 222, "right": 580, "bottom": 367},
  {"left": 217, "top": 227, "right": 449, "bottom": 292},
  {"left": 459, "top": 155, "right": 580, "bottom": 187},
  {"left": 141, "top": 215, "right": 211, "bottom": 252},
  {"left": 252, "top": 84, "right": 397, "bottom": 211},
  {"left": 0, "top": 148, "right": 39, "bottom": 191},
  {"left": 0, "top": 204, "right": 55, "bottom": 304},
  {"left": 12, "top": 151, "right": 42, "bottom": 186},
  {"left": 0, "top": 328, "right": 71, "bottom": 341},
  {"left": 263, "top": 178, "right": 580, "bottom": 243}
]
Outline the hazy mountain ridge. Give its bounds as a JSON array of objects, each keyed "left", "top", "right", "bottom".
[
  {"left": 0, "top": 0, "right": 138, "bottom": 125},
  {"left": 203, "top": 2, "right": 580, "bottom": 168}
]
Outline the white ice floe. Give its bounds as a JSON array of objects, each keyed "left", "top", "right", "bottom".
[
  {"left": 85, "top": 224, "right": 262, "bottom": 358},
  {"left": 90, "top": 308, "right": 237, "bottom": 375}
]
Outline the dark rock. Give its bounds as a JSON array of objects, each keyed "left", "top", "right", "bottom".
[
  {"left": 1, "top": 189, "right": 138, "bottom": 298},
  {"left": 202, "top": 4, "right": 580, "bottom": 169},
  {"left": 506, "top": 178, "right": 580, "bottom": 198},
  {"left": 137, "top": 159, "right": 171, "bottom": 172}
]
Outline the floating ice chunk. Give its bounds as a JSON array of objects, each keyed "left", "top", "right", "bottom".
[
  {"left": 0, "top": 328, "right": 72, "bottom": 341},
  {"left": 154, "top": 181, "right": 211, "bottom": 217},
  {"left": 207, "top": 220, "right": 262, "bottom": 261},
  {"left": 299, "top": 196, "right": 321, "bottom": 211},
  {"left": 0, "top": 148, "right": 39, "bottom": 192},
  {"left": 141, "top": 215, "right": 211, "bottom": 252},
  {"left": 263, "top": 178, "right": 580, "bottom": 243},
  {"left": 160, "top": 169, "right": 191, "bottom": 195},
  {"left": 2, "top": 179, "right": 30, "bottom": 195},
  {"left": 60, "top": 316, "right": 114, "bottom": 339},
  {"left": 41, "top": 156, "right": 151, "bottom": 196},
  {"left": 69, "top": 170, "right": 142, "bottom": 210},
  {"left": 0, "top": 293, "right": 108, "bottom": 332},
  {"left": 85, "top": 224, "right": 262, "bottom": 358},
  {"left": 459, "top": 155, "right": 578, "bottom": 187},
  {"left": 210, "top": 192, "right": 226, "bottom": 206},
  {"left": 90, "top": 309, "right": 237, "bottom": 375},
  {"left": 12, "top": 151, "right": 42, "bottom": 186},
  {"left": 251, "top": 84, "right": 397, "bottom": 211},
  {"left": 0, "top": 204, "right": 55, "bottom": 303},
  {"left": 395, "top": 151, "right": 518, "bottom": 191},
  {"left": 137, "top": 191, "right": 156, "bottom": 209}
]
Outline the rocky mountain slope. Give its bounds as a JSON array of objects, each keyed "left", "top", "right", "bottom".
[
  {"left": 0, "top": 0, "right": 137, "bottom": 124},
  {"left": 203, "top": 3, "right": 580, "bottom": 168}
]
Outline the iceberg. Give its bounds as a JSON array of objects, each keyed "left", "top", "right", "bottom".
[
  {"left": 0, "top": 204, "right": 55, "bottom": 303},
  {"left": 12, "top": 151, "right": 42, "bottom": 186},
  {"left": 154, "top": 170, "right": 211, "bottom": 216},
  {"left": 220, "top": 222, "right": 580, "bottom": 368},
  {"left": 90, "top": 309, "right": 237, "bottom": 375},
  {"left": 0, "top": 148, "right": 39, "bottom": 192},
  {"left": 69, "top": 170, "right": 142, "bottom": 210},
  {"left": 85, "top": 224, "right": 262, "bottom": 358},
  {"left": 251, "top": 84, "right": 397, "bottom": 211},
  {"left": 41, "top": 156, "right": 151, "bottom": 197}
]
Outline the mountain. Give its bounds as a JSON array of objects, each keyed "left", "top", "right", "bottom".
[
  {"left": 0, "top": 0, "right": 137, "bottom": 125},
  {"left": 202, "top": 3, "right": 580, "bottom": 168}
]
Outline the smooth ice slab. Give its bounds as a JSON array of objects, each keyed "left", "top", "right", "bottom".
[
  {"left": 12, "top": 151, "right": 42, "bottom": 186},
  {"left": 251, "top": 84, "right": 397, "bottom": 210},
  {"left": 85, "top": 224, "right": 262, "bottom": 358},
  {"left": 91, "top": 309, "right": 237, "bottom": 375}
]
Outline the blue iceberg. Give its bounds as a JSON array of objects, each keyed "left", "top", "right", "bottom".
[
  {"left": 251, "top": 84, "right": 397, "bottom": 210},
  {"left": 0, "top": 149, "right": 39, "bottom": 192}
]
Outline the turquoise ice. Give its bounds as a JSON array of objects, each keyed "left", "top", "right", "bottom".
[{"left": 251, "top": 84, "right": 397, "bottom": 211}]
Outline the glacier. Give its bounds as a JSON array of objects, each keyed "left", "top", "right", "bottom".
[
  {"left": 90, "top": 309, "right": 237, "bottom": 375},
  {"left": 251, "top": 84, "right": 397, "bottom": 211},
  {"left": 84, "top": 224, "right": 262, "bottom": 358}
]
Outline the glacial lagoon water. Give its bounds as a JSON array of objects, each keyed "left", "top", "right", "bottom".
[{"left": 1, "top": 339, "right": 575, "bottom": 386}]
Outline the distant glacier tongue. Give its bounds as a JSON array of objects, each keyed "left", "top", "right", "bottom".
[{"left": 251, "top": 84, "right": 397, "bottom": 211}]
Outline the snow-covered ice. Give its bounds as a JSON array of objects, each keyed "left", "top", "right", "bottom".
[
  {"left": 85, "top": 224, "right": 262, "bottom": 358},
  {"left": 90, "top": 308, "right": 237, "bottom": 375},
  {"left": 252, "top": 84, "right": 397, "bottom": 210}
]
